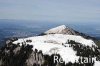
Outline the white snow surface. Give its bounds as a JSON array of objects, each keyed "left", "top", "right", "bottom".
[
  {"left": 13, "top": 34, "right": 97, "bottom": 63},
  {"left": 95, "top": 61, "right": 100, "bottom": 66},
  {"left": 44, "top": 25, "right": 67, "bottom": 34}
]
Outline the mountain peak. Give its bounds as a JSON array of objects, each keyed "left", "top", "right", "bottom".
[
  {"left": 44, "top": 25, "right": 76, "bottom": 35},
  {"left": 56, "top": 25, "right": 66, "bottom": 29},
  {"left": 42, "top": 25, "right": 95, "bottom": 40}
]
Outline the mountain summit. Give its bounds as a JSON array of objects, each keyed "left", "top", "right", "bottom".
[
  {"left": 44, "top": 25, "right": 76, "bottom": 35},
  {"left": 43, "top": 25, "right": 95, "bottom": 40}
]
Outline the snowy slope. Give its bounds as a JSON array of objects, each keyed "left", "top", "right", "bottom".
[
  {"left": 45, "top": 25, "right": 66, "bottom": 34},
  {"left": 12, "top": 25, "right": 100, "bottom": 65},
  {"left": 44, "top": 25, "right": 76, "bottom": 35},
  {"left": 13, "top": 34, "right": 96, "bottom": 63},
  {"left": 13, "top": 34, "right": 96, "bottom": 47}
]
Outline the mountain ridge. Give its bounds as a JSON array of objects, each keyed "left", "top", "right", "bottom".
[{"left": 41, "top": 25, "right": 96, "bottom": 40}]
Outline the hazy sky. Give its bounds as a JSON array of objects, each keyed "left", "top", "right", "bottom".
[{"left": 0, "top": 0, "right": 100, "bottom": 22}]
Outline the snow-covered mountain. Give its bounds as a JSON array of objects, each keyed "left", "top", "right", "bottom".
[
  {"left": 44, "top": 25, "right": 76, "bottom": 35},
  {"left": 43, "top": 25, "right": 95, "bottom": 40},
  {"left": 0, "top": 25, "right": 100, "bottom": 66},
  {"left": 13, "top": 34, "right": 96, "bottom": 63}
]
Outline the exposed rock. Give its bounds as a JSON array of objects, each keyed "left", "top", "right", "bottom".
[{"left": 26, "top": 51, "right": 44, "bottom": 66}]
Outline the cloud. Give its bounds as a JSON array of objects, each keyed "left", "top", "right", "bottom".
[{"left": 0, "top": 0, "right": 100, "bottom": 22}]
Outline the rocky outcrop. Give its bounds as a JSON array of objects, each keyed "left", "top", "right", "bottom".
[{"left": 0, "top": 42, "right": 45, "bottom": 66}]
